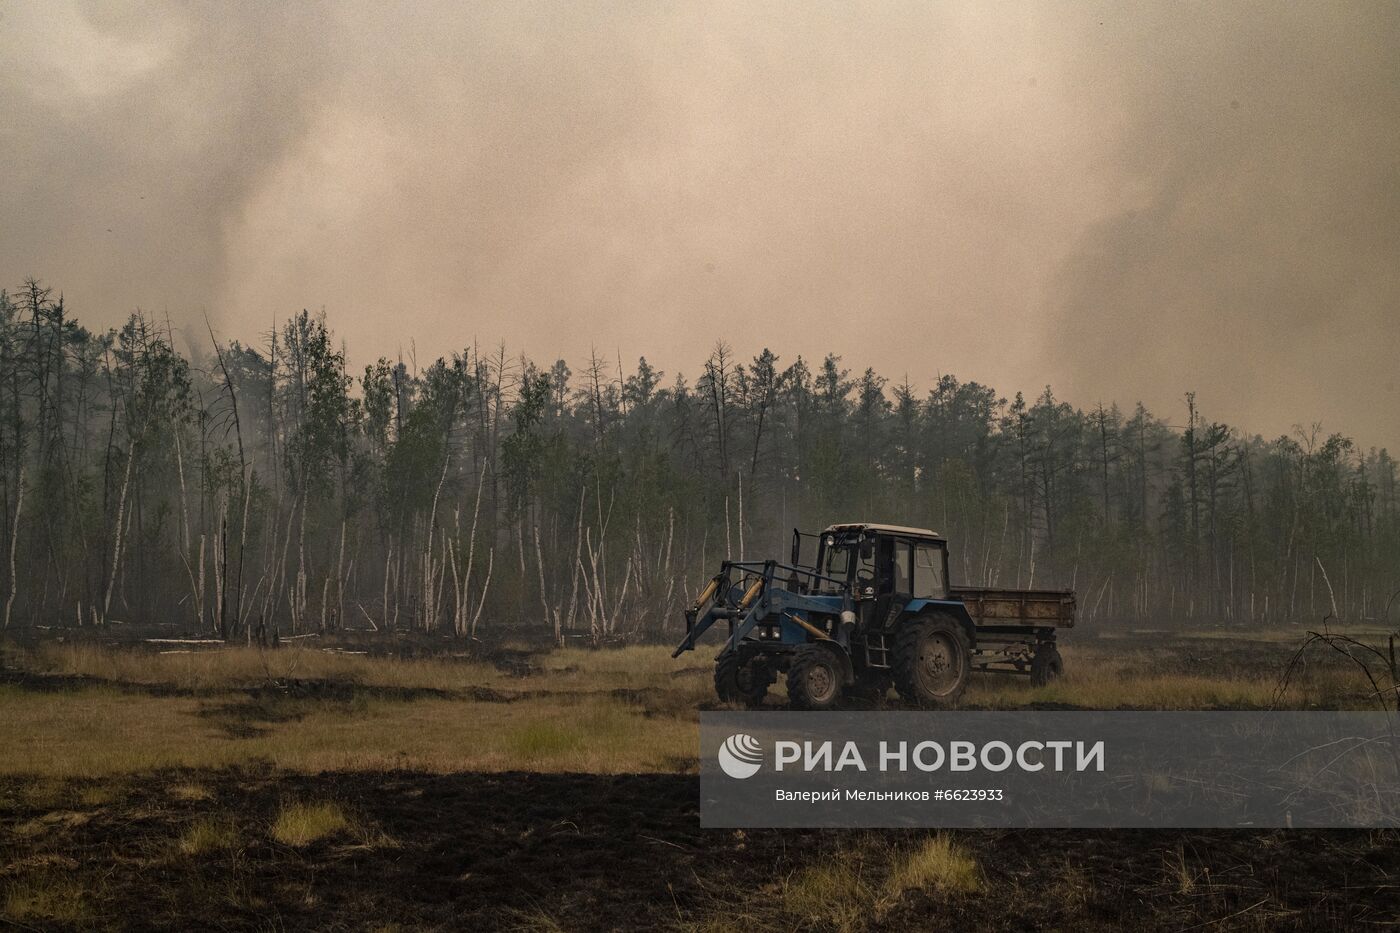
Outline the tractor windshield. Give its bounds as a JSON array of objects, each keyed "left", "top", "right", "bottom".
[
  {"left": 818, "top": 535, "right": 862, "bottom": 592},
  {"left": 824, "top": 543, "right": 853, "bottom": 579}
]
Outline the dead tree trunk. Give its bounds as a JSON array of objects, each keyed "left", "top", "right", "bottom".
[{"left": 3, "top": 466, "right": 22, "bottom": 629}]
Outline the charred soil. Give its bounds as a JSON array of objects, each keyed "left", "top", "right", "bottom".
[{"left": 2, "top": 769, "right": 1397, "bottom": 931}]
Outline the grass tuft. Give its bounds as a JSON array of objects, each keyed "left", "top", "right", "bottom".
[
  {"left": 169, "top": 782, "right": 213, "bottom": 801},
  {"left": 782, "top": 863, "right": 871, "bottom": 932},
  {"left": 20, "top": 778, "right": 68, "bottom": 808},
  {"left": 778, "top": 845, "right": 876, "bottom": 932},
  {"left": 1166, "top": 844, "right": 1203, "bottom": 895},
  {"left": 271, "top": 800, "right": 350, "bottom": 846},
  {"left": 880, "top": 834, "right": 982, "bottom": 905},
  {"left": 3, "top": 874, "right": 90, "bottom": 923},
  {"left": 177, "top": 816, "right": 241, "bottom": 855}
]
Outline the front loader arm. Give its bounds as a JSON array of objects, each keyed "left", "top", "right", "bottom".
[
  {"left": 672, "top": 559, "right": 853, "bottom": 658},
  {"left": 672, "top": 571, "right": 730, "bottom": 657},
  {"left": 718, "top": 598, "right": 766, "bottom": 659},
  {"left": 672, "top": 602, "right": 724, "bottom": 658},
  {"left": 672, "top": 567, "right": 767, "bottom": 658}
]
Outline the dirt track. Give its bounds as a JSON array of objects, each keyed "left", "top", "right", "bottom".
[{"left": 3, "top": 768, "right": 1397, "bottom": 931}]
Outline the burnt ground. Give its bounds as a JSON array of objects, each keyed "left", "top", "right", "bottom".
[
  {"left": 3, "top": 627, "right": 1399, "bottom": 929},
  {"left": 2, "top": 618, "right": 560, "bottom": 666},
  {"left": 1, "top": 768, "right": 1397, "bottom": 932}
]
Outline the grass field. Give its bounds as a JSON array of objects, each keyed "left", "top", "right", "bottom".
[
  {"left": 2, "top": 628, "right": 1398, "bottom": 930},
  {"left": 2, "top": 632, "right": 1389, "bottom": 778}
]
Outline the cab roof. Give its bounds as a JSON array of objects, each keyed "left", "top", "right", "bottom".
[{"left": 822, "top": 522, "right": 945, "bottom": 541}]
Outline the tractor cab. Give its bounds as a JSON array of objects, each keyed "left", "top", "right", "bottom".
[{"left": 798, "top": 523, "right": 951, "bottom": 629}]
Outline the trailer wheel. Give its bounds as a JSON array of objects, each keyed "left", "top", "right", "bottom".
[
  {"left": 893, "top": 615, "right": 969, "bottom": 707},
  {"left": 787, "top": 643, "right": 845, "bottom": 710},
  {"left": 714, "top": 652, "right": 771, "bottom": 707},
  {"left": 1030, "top": 644, "right": 1063, "bottom": 687}
]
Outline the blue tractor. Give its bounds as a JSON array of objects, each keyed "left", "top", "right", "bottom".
[{"left": 672, "top": 522, "right": 1074, "bottom": 709}]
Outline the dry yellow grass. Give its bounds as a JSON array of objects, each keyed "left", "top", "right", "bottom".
[
  {"left": 18, "top": 641, "right": 502, "bottom": 691},
  {"left": 0, "top": 685, "right": 696, "bottom": 777},
  {"left": 168, "top": 782, "right": 213, "bottom": 801},
  {"left": 11, "top": 810, "right": 91, "bottom": 838},
  {"left": 0, "top": 636, "right": 1385, "bottom": 780},
  {"left": 964, "top": 643, "right": 1372, "bottom": 710},
  {"left": 271, "top": 801, "right": 350, "bottom": 846},
  {"left": 76, "top": 783, "right": 121, "bottom": 806},
  {"left": 3, "top": 874, "right": 91, "bottom": 923},
  {"left": 1166, "top": 844, "right": 1204, "bottom": 896},
  {"left": 778, "top": 850, "right": 875, "bottom": 933},
  {"left": 16, "top": 640, "right": 712, "bottom": 694},
  {"left": 966, "top": 668, "right": 1286, "bottom": 710},
  {"left": 771, "top": 834, "right": 982, "bottom": 932},
  {"left": 1117, "top": 624, "right": 1391, "bottom": 643},
  {"left": 15, "top": 777, "right": 69, "bottom": 808},
  {"left": 12, "top": 633, "right": 1375, "bottom": 707},
  {"left": 879, "top": 834, "right": 982, "bottom": 903},
  {"left": 177, "top": 816, "right": 241, "bottom": 854}
]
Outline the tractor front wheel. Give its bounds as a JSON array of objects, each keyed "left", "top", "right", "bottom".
[
  {"left": 715, "top": 652, "right": 772, "bottom": 707},
  {"left": 894, "top": 615, "right": 970, "bottom": 707},
  {"left": 787, "top": 643, "right": 845, "bottom": 710}
]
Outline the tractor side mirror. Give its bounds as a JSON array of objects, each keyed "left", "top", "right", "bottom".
[
  {"left": 859, "top": 537, "right": 875, "bottom": 559},
  {"left": 791, "top": 529, "right": 801, "bottom": 566}
]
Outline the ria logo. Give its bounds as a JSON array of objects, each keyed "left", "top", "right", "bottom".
[{"left": 718, "top": 733, "right": 764, "bottom": 779}]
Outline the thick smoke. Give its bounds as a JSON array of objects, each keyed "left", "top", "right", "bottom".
[
  {"left": 1, "top": 1, "right": 333, "bottom": 322},
  {"left": 1046, "top": 3, "right": 1400, "bottom": 444},
  {"left": 1, "top": 2, "right": 1396, "bottom": 443}
]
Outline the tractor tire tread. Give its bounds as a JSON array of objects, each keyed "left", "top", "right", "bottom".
[
  {"left": 714, "top": 651, "right": 770, "bottom": 707},
  {"left": 893, "top": 614, "right": 970, "bottom": 708},
  {"left": 786, "top": 643, "right": 844, "bottom": 711}
]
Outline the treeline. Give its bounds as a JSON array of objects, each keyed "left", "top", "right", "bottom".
[{"left": 1, "top": 278, "right": 1396, "bottom": 641}]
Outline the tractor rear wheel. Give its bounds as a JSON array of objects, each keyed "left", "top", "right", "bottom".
[
  {"left": 1030, "top": 643, "right": 1063, "bottom": 687},
  {"left": 893, "top": 615, "right": 970, "bottom": 707},
  {"left": 787, "top": 643, "right": 845, "bottom": 710},
  {"left": 714, "top": 652, "right": 771, "bottom": 707}
]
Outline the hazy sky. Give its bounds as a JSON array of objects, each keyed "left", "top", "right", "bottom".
[{"left": 3, "top": 1, "right": 1397, "bottom": 446}]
